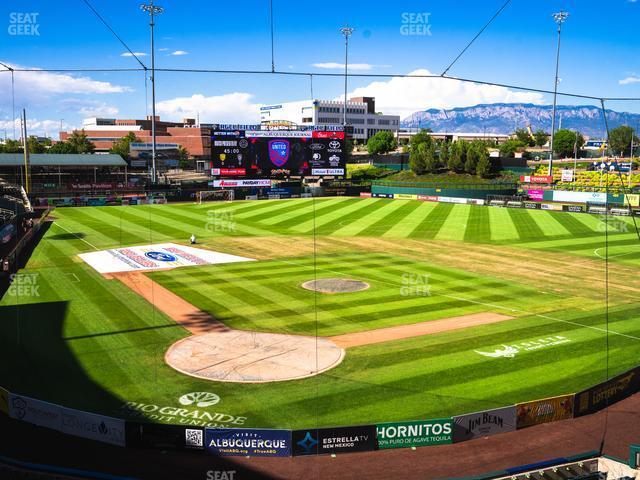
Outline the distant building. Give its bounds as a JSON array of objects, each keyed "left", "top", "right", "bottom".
[
  {"left": 259, "top": 97, "right": 400, "bottom": 142},
  {"left": 59, "top": 116, "right": 212, "bottom": 170},
  {"left": 397, "top": 129, "right": 511, "bottom": 144}
]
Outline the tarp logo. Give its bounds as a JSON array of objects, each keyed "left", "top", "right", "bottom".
[
  {"left": 144, "top": 251, "right": 177, "bottom": 262},
  {"left": 178, "top": 392, "right": 220, "bottom": 408},
  {"left": 268, "top": 140, "right": 290, "bottom": 167}
]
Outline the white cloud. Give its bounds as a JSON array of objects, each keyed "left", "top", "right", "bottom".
[
  {"left": 156, "top": 93, "right": 261, "bottom": 124},
  {"left": 340, "top": 68, "right": 545, "bottom": 119},
  {"left": 313, "top": 62, "right": 390, "bottom": 71},
  {"left": 121, "top": 52, "right": 147, "bottom": 57},
  {"left": 619, "top": 76, "right": 640, "bottom": 85},
  {"left": 0, "top": 118, "right": 71, "bottom": 139},
  {"left": 169, "top": 50, "right": 189, "bottom": 56},
  {"left": 58, "top": 98, "right": 120, "bottom": 118}
]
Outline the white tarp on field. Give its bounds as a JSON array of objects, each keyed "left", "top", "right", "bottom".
[{"left": 79, "top": 243, "right": 254, "bottom": 274}]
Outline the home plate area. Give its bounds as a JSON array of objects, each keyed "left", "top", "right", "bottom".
[{"left": 165, "top": 330, "right": 345, "bottom": 383}]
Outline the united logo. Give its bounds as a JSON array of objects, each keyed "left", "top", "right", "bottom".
[{"left": 268, "top": 139, "right": 290, "bottom": 167}]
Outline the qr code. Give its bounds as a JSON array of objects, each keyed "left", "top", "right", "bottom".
[{"left": 185, "top": 428, "right": 203, "bottom": 448}]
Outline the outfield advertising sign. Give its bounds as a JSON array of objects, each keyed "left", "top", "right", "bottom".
[
  {"left": 61, "top": 408, "right": 125, "bottom": 447},
  {"left": 574, "top": 366, "right": 640, "bottom": 417},
  {"left": 126, "top": 423, "right": 205, "bottom": 450},
  {"left": 552, "top": 190, "right": 607, "bottom": 204},
  {"left": 205, "top": 428, "right": 291, "bottom": 457},
  {"left": 453, "top": 407, "right": 516, "bottom": 443},
  {"left": 376, "top": 419, "right": 452, "bottom": 449},
  {"left": 292, "top": 425, "right": 377, "bottom": 456},
  {"left": 9, "top": 394, "right": 62, "bottom": 431},
  {"left": 516, "top": 394, "right": 574, "bottom": 429},
  {"left": 0, "top": 386, "right": 8, "bottom": 415}
]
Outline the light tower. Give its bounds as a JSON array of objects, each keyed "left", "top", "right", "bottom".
[
  {"left": 141, "top": 0, "right": 164, "bottom": 184},
  {"left": 339, "top": 26, "right": 354, "bottom": 128},
  {"left": 548, "top": 10, "right": 569, "bottom": 176}
]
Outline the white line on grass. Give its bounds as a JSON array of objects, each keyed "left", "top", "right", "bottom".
[{"left": 52, "top": 222, "right": 99, "bottom": 251}]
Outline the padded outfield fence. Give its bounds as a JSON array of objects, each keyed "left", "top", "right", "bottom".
[{"left": 1, "top": 364, "right": 639, "bottom": 458}]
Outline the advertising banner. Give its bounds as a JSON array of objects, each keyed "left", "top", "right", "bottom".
[
  {"left": 211, "top": 168, "right": 247, "bottom": 176},
  {"left": 394, "top": 194, "right": 418, "bottom": 200},
  {"left": 561, "top": 169, "right": 574, "bottom": 182},
  {"left": 372, "top": 193, "right": 394, "bottom": 199},
  {"left": 552, "top": 190, "right": 607, "bottom": 204},
  {"left": 520, "top": 175, "right": 553, "bottom": 184},
  {"left": 624, "top": 194, "right": 640, "bottom": 207},
  {"left": 292, "top": 425, "right": 377, "bottom": 456},
  {"left": 574, "top": 366, "right": 640, "bottom": 417},
  {"left": 541, "top": 203, "right": 562, "bottom": 211},
  {"left": 527, "top": 189, "right": 544, "bottom": 201},
  {"left": 311, "top": 168, "right": 345, "bottom": 176},
  {"left": 563, "top": 205, "right": 584, "bottom": 213},
  {"left": 524, "top": 202, "right": 541, "bottom": 210},
  {"left": 61, "top": 408, "right": 125, "bottom": 447},
  {"left": 417, "top": 195, "right": 439, "bottom": 202},
  {"left": 126, "top": 423, "right": 205, "bottom": 450},
  {"left": 376, "top": 419, "right": 453, "bottom": 449},
  {"left": 438, "top": 196, "right": 468, "bottom": 204},
  {"left": 211, "top": 179, "right": 272, "bottom": 188},
  {"left": 205, "top": 428, "right": 291, "bottom": 457},
  {"left": 453, "top": 407, "right": 516, "bottom": 443},
  {"left": 516, "top": 394, "right": 574, "bottom": 429},
  {"left": 359, "top": 192, "right": 372, "bottom": 198},
  {"left": 0, "top": 386, "right": 8, "bottom": 415},
  {"left": 9, "top": 394, "right": 62, "bottom": 431}
]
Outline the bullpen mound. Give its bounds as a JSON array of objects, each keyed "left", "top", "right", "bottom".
[{"left": 301, "top": 278, "right": 370, "bottom": 294}]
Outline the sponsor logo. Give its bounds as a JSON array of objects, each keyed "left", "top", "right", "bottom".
[
  {"left": 592, "top": 372, "right": 635, "bottom": 405},
  {"left": 238, "top": 139, "right": 249, "bottom": 148},
  {"left": 11, "top": 397, "right": 27, "bottom": 419},
  {"left": 309, "top": 143, "right": 325, "bottom": 150},
  {"left": 311, "top": 168, "right": 344, "bottom": 175},
  {"left": 328, "top": 140, "right": 341, "bottom": 150},
  {"left": 475, "top": 336, "right": 571, "bottom": 359},
  {"left": 296, "top": 431, "right": 318, "bottom": 454},
  {"left": 312, "top": 153, "right": 321, "bottom": 161},
  {"left": 179, "top": 392, "right": 220, "bottom": 407},
  {"left": 268, "top": 140, "right": 290, "bottom": 167},
  {"left": 144, "top": 251, "right": 177, "bottom": 262},
  {"left": 328, "top": 154, "right": 341, "bottom": 166}
]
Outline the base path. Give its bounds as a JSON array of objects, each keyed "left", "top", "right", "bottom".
[{"left": 331, "top": 312, "right": 514, "bottom": 348}]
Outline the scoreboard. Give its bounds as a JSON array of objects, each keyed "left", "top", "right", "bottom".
[{"left": 211, "top": 129, "right": 345, "bottom": 178}]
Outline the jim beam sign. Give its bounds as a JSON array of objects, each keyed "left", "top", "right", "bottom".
[
  {"left": 453, "top": 406, "right": 516, "bottom": 442},
  {"left": 574, "top": 366, "right": 640, "bottom": 417}
]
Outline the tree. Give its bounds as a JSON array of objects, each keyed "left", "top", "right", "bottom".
[
  {"left": 553, "top": 129, "right": 584, "bottom": 158},
  {"left": 424, "top": 142, "right": 439, "bottom": 173},
  {"left": 66, "top": 129, "right": 95, "bottom": 154},
  {"left": 48, "top": 141, "right": 76, "bottom": 154},
  {"left": 608, "top": 125, "right": 638, "bottom": 157},
  {"left": 476, "top": 147, "right": 492, "bottom": 178},
  {"left": 1, "top": 139, "right": 23, "bottom": 153},
  {"left": 110, "top": 132, "right": 140, "bottom": 159},
  {"left": 465, "top": 141, "right": 486, "bottom": 174},
  {"left": 534, "top": 129, "right": 549, "bottom": 147},
  {"left": 367, "top": 130, "right": 397, "bottom": 155},
  {"left": 514, "top": 128, "right": 534, "bottom": 147},
  {"left": 448, "top": 140, "right": 467, "bottom": 172},
  {"left": 408, "top": 130, "right": 432, "bottom": 175},
  {"left": 344, "top": 138, "right": 354, "bottom": 163},
  {"left": 439, "top": 141, "right": 449, "bottom": 166},
  {"left": 177, "top": 146, "right": 190, "bottom": 169},
  {"left": 27, "top": 136, "right": 47, "bottom": 154},
  {"left": 499, "top": 139, "right": 526, "bottom": 158}
]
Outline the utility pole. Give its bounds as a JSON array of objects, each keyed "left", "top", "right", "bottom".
[
  {"left": 21, "top": 109, "right": 30, "bottom": 193},
  {"left": 548, "top": 10, "right": 569, "bottom": 176},
  {"left": 340, "top": 26, "right": 354, "bottom": 128},
  {"left": 141, "top": 0, "right": 163, "bottom": 184}
]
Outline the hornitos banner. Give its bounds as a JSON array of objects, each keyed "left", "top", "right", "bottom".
[
  {"left": 205, "top": 428, "right": 291, "bottom": 457},
  {"left": 61, "top": 408, "right": 125, "bottom": 447},
  {"left": 376, "top": 419, "right": 452, "bottom": 449},
  {"left": 0, "top": 387, "right": 8, "bottom": 415},
  {"left": 552, "top": 190, "right": 607, "bottom": 204},
  {"left": 516, "top": 394, "right": 574, "bottom": 429},
  {"left": 453, "top": 406, "right": 516, "bottom": 443},
  {"left": 292, "top": 425, "right": 377, "bottom": 456},
  {"left": 79, "top": 243, "right": 253, "bottom": 274},
  {"left": 9, "top": 394, "right": 62, "bottom": 431},
  {"left": 574, "top": 366, "right": 640, "bottom": 417}
]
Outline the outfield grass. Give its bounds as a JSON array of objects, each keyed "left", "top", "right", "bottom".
[{"left": 1, "top": 197, "right": 639, "bottom": 429}]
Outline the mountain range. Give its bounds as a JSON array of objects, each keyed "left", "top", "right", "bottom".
[{"left": 401, "top": 103, "right": 640, "bottom": 138}]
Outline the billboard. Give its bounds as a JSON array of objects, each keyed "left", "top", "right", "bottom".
[
  {"left": 61, "top": 408, "right": 125, "bottom": 447},
  {"left": 292, "top": 425, "right": 377, "bottom": 456},
  {"left": 552, "top": 190, "right": 607, "bottom": 204},
  {"left": 453, "top": 407, "right": 516, "bottom": 443},
  {"left": 205, "top": 428, "right": 291, "bottom": 457},
  {"left": 126, "top": 423, "right": 205, "bottom": 450},
  {"left": 9, "top": 394, "right": 62, "bottom": 431},
  {"left": 210, "top": 179, "right": 272, "bottom": 188},
  {"left": 520, "top": 175, "right": 553, "bottom": 184},
  {"left": 211, "top": 130, "right": 345, "bottom": 177},
  {"left": 574, "top": 366, "right": 640, "bottom": 417},
  {"left": 376, "top": 419, "right": 452, "bottom": 449},
  {"left": 527, "top": 189, "right": 544, "bottom": 201},
  {"left": 516, "top": 394, "right": 574, "bottom": 429},
  {"left": 561, "top": 169, "right": 574, "bottom": 182}
]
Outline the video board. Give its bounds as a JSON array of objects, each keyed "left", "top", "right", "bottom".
[{"left": 211, "top": 130, "right": 345, "bottom": 177}]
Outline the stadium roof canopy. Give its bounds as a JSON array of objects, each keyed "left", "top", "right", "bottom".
[{"left": 0, "top": 154, "right": 126, "bottom": 167}]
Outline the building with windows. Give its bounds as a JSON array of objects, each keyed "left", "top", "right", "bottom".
[{"left": 259, "top": 97, "right": 400, "bottom": 142}]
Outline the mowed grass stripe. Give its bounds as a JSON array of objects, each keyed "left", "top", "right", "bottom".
[
  {"left": 408, "top": 202, "right": 454, "bottom": 239},
  {"left": 464, "top": 204, "right": 491, "bottom": 242},
  {"left": 331, "top": 200, "right": 408, "bottom": 236},
  {"left": 382, "top": 202, "right": 434, "bottom": 238},
  {"left": 296, "top": 198, "right": 381, "bottom": 233},
  {"left": 240, "top": 198, "right": 322, "bottom": 223},
  {"left": 269, "top": 197, "right": 356, "bottom": 228},
  {"left": 316, "top": 199, "right": 388, "bottom": 235},
  {"left": 357, "top": 200, "right": 423, "bottom": 237},
  {"left": 435, "top": 204, "right": 471, "bottom": 241},
  {"left": 507, "top": 208, "right": 545, "bottom": 240},
  {"left": 55, "top": 208, "right": 149, "bottom": 248}
]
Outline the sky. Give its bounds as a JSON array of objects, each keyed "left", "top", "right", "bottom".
[{"left": 1, "top": 0, "right": 640, "bottom": 138}]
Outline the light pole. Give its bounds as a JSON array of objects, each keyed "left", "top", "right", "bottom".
[
  {"left": 340, "top": 26, "right": 354, "bottom": 128},
  {"left": 548, "top": 10, "right": 569, "bottom": 176},
  {"left": 141, "top": 0, "right": 164, "bottom": 184}
]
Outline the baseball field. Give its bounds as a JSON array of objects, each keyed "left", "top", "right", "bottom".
[{"left": 1, "top": 197, "right": 640, "bottom": 429}]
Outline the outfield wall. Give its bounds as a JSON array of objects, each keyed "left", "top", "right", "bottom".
[
  {"left": 371, "top": 184, "right": 516, "bottom": 199},
  {"left": 2, "top": 364, "right": 639, "bottom": 457}
]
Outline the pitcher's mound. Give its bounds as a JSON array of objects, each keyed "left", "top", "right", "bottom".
[
  {"left": 165, "top": 331, "right": 345, "bottom": 383},
  {"left": 301, "top": 278, "right": 369, "bottom": 294}
]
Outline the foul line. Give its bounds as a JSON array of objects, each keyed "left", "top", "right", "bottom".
[{"left": 52, "top": 222, "right": 99, "bottom": 251}]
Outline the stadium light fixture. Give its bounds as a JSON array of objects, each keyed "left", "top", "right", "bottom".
[
  {"left": 548, "top": 10, "right": 569, "bottom": 176},
  {"left": 340, "top": 26, "right": 354, "bottom": 128},
  {"left": 141, "top": 0, "right": 164, "bottom": 184}
]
